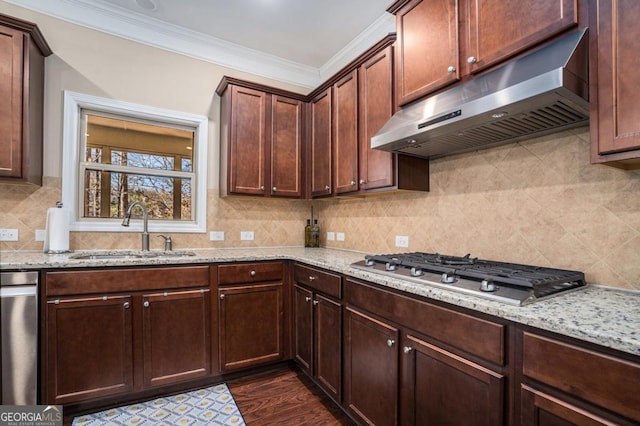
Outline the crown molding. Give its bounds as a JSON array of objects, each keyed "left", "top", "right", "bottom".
[{"left": 5, "top": 0, "right": 395, "bottom": 90}]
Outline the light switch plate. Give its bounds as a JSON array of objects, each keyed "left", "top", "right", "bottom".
[
  {"left": 326, "top": 231, "right": 335, "bottom": 241},
  {"left": 210, "top": 231, "right": 224, "bottom": 241},
  {"left": 336, "top": 232, "right": 345, "bottom": 241},
  {"left": 35, "top": 229, "right": 46, "bottom": 242},
  {"left": 240, "top": 231, "right": 254, "bottom": 241},
  {"left": 0, "top": 228, "right": 19, "bottom": 241}
]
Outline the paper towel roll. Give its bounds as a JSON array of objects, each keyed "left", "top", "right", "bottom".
[{"left": 44, "top": 206, "right": 70, "bottom": 253}]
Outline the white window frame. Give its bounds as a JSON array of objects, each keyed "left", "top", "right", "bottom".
[{"left": 61, "top": 91, "right": 208, "bottom": 233}]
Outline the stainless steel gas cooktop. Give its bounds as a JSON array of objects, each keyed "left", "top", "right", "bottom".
[{"left": 351, "top": 252, "right": 587, "bottom": 306}]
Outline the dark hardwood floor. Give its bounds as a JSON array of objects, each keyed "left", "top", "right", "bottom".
[{"left": 228, "top": 365, "right": 356, "bottom": 425}]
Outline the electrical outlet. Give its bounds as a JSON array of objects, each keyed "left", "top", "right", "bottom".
[
  {"left": 240, "top": 231, "right": 254, "bottom": 241},
  {"left": 209, "top": 231, "right": 225, "bottom": 241},
  {"left": 35, "top": 229, "right": 46, "bottom": 242},
  {"left": 0, "top": 228, "right": 19, "bottom": 241},
  {"left": 395, "top": 235, "right": 409, "bottom": 248},
  {"left": 336, "top": 232, "right": 345, "bottom": 241},
  {"left": 326, "top": 231, "right": 335, "bottom": 241}
]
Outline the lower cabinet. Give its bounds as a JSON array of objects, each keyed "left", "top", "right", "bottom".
[
  {"left": 293, "top": 262, "right": 343, "bottom": 402},
  {"left": 215, "top": 262, "right": 286, "bottom": 372},
  {"left": 42, "top": 266, "right": 211, "bottom": 406},
  {"left": 400, "top": 333, "right": 505, "bottom": 426},
  {"left": 520, "top": 331, "right": 640, "bottom": 425},
  {"left": 344, "top": 306, "right": 399, "bottom": 425}
]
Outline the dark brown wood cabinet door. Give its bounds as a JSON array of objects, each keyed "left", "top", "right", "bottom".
[
  {"left": 400, "top": 333, "right": 505, "bottom": 426},
  {"left": 344, "top": 307, "right": 399, "bottom": 425},
  {"left": 395, "top": 0, "right": 459, "bottom": 106},
  {"left": 219, "top": 283, "right": 284, "bottom": 371},
  {"left": 293, "top": 285, "right": 313, "bottom": 372},
  {"left": 593, "top": 0, "right": 640, "bottom": 160},
  {"left": 466, "top": 0, "right": 578, "bottom": 74},
  {"left": 314, "top": 293, "right": 342, "bottom": 402},
  {"left": 270, "top": 95, "right": 303, "bottom": 197},
  {"left": 142, "top": 289, "right": 211, "bottom": 388},
  {"left": 520, "top": 385, "right": 624, "bottom": 426},
  {"left": 0, "top": 24, "right": 24, "bottom": 179},
  {"left": 228, "top": 85, "right": 267, "bottom": 195},
  {"left": 45, "top": 295, "right": 133, "bottom": 405},
  {"left": 333, "top": 70, "right": 359, "bottom": 194},
  {"left": 359, "top": 45, "right": 395, "bottom": 191},
  {"left": 310, "top": 89, "right": 332, "bottom": 197}
]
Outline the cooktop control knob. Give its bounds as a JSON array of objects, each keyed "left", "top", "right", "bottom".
[
  {"left": 480, "top": 279, "right": 497, "bottom": 292},
  {"left": 441, "top": 272, "right": 457, "bottom": 284},
  {"left": 385, "top": 262, "right": 397, "bottom": 272},
  {"left": 364, "top": 258, "right": 375, "bottom": 267},
  {"left": 410, "top": 267, "right": 423, "bottom": 277}
]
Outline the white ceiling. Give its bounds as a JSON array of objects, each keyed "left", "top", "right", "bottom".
[{"left": 6, "top": 0, "right": 397, "bottom": 88}]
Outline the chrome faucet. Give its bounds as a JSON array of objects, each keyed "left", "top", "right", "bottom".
[{"left": 121, "top": 201, "right": 150, "bottom": 251}]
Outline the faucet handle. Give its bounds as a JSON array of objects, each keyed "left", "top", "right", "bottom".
[{"left": 157, "top": 235, "right": 172, "bottom": 251}]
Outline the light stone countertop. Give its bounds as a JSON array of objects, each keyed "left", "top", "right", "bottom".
[{"left": 2, "top": 247, "right": 639, "bottom": 357}]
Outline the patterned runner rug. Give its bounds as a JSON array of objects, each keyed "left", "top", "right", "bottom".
[{"left": 72, "top": 383, "right": 245, "bottom": 425}]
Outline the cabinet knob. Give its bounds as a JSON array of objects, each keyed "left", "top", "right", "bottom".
[
  {"left": 309, "top": 275, "right": 317, "bottom": 281},
  {"left": 250, "top": 270, "right": 256, "bottom": 277},
  {"left": 305, "top": 296, "right": 312, "bottom": 302},
  {"left": 313, "top": 300, "right": 319, "bottom": 306},
  {"left": 220, "top": 294, "right": 225, "bottom": 300},
  {"left": 272, "top": 186, "right": 277, "bottom": 192},
  {"left": 447, "top": 65, "right": 456, "bottom": 73},
  {"left": 359, "top": 179, "right": 366, "bottom": 185},
  {"left": 143, "top": 300, "right": 150, "bottom": 308},
  {"left": 387, "top": 339, "right": 395, "bottom": 347},
  {"left": 403, "top": 346, "right": 413, "bottom": 354},
  {"left": 350, "top": 180, "right": 356, "bottom": 186},
  {"left": 123, "top": 301, "right": 130, "bottom": 309},
  {"left": 260, "top": 185, "right": 265, "bottom": 191},
  {"left": 325, "top": 185, "right": 330, "bottom": 190},
  {"left": 467, "top": 56, "right": 477, "bottom": 64}
]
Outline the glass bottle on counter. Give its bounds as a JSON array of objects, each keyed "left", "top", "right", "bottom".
[
  {"left": 304, "top": 219, "right": 313, "bottom": 247},
  {"left": 311, "top": 219, "right": 320, "bottom": 247}
]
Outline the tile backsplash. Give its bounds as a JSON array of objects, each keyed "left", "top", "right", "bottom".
[{"left": 1, "top": 128, "right": 639, "bottom": 290}]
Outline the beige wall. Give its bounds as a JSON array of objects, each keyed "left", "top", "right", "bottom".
[{"left": 1, "top": 4, "right": 639, "bottom": 290}]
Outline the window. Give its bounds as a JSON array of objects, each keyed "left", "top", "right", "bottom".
[{"left": 62, "top": 91, "right": 208, "bottom": 233}]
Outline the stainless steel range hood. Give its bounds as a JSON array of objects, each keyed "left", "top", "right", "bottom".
[{"left": 372, "top": 29, "right": 589, "bottom": 159}]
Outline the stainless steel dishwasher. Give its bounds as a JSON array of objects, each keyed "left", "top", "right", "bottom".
[{"left": 1, "top": 270, "right": 39, "bottom": 405}]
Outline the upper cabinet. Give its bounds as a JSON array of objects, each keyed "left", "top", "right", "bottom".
[
  {"left": 309, "top": 89, "right": 332, "bottom": 197},
  {"left": 0, "top": 13, "right": 52, "bottom": 185},
  {"left": 332, "top": 70, "right": 359, "bottom": 195},
  {"left": 217, "top": 78, "right": 305, "bottom": 198},
  {"left": 389, "top": 0, "right": 579, "bottom": 106},
  {"left": 590, "top": 0, "right": 640, "bottom": 168}
]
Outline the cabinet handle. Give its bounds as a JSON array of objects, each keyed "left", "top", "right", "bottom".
[
  {"left": 305, "top": 296, "right": 312, "bottom": 302},
  {"left": 309, "top": 275, "right": 317, "bottom": 281},
  {"left": 387, "top": 339, "right": 395, "bottom": 347},
  {"left": 324, "top": 185, "right": 330, "bottom": 190},
  {"left": 359, "top": 179, "right": 366, "bottom": 185},
  {"left": 272, "top": 186, "right": 277, "bottom": 192},
  {"left": 220, "top": 294, "right": 225, "bottom": 300},
  {"left": 350, "top": 180, "right": 356, "bottom": 186},
  {"left": 123, "top": 301, "right": 130, "bottom": 309},
  {"left": 143, "top": 300, "right": 150, "bottom": 308},
  {"left": 467, "top": 56, "right": 477, "bottom": 64},
  {"left": 313, "top": 300, "right": 319, "bottom": 306},
  {"left": 403, "top": 346, "right": 413, "bottom": 354},
  {"left": 447, "top": 65, "right": 456, "bottom": 73},
  {"left": 250, "top": 270, "right": 256, "bottom": 277}
]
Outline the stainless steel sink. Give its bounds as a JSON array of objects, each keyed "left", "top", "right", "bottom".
[{"left": 70, "top": 251, "right": 197, "bottom": 260}]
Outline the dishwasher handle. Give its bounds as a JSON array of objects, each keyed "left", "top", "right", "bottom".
[{"left": 1, "top": 271, "right": 39, "bottom": 286}]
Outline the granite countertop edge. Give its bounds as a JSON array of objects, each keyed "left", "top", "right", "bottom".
[{"left": 2, "top": 247, "right": 639, "bottom": 357}]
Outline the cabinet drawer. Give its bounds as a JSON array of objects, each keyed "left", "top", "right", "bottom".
[
  {"left": 346, "top": 278, "right": 504, "bottom": 365},
  {"left": 45, "top": 266, "right": 210, "bottom": 296},
  {"left": 294, "top": 263, "right": 341, "bottom": 298},
  {"left": 522, "top": 332, "right": 640, "bottom": 422},
  {"left": 217, "top": 262, "right": 283, "bottom": 285}
]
